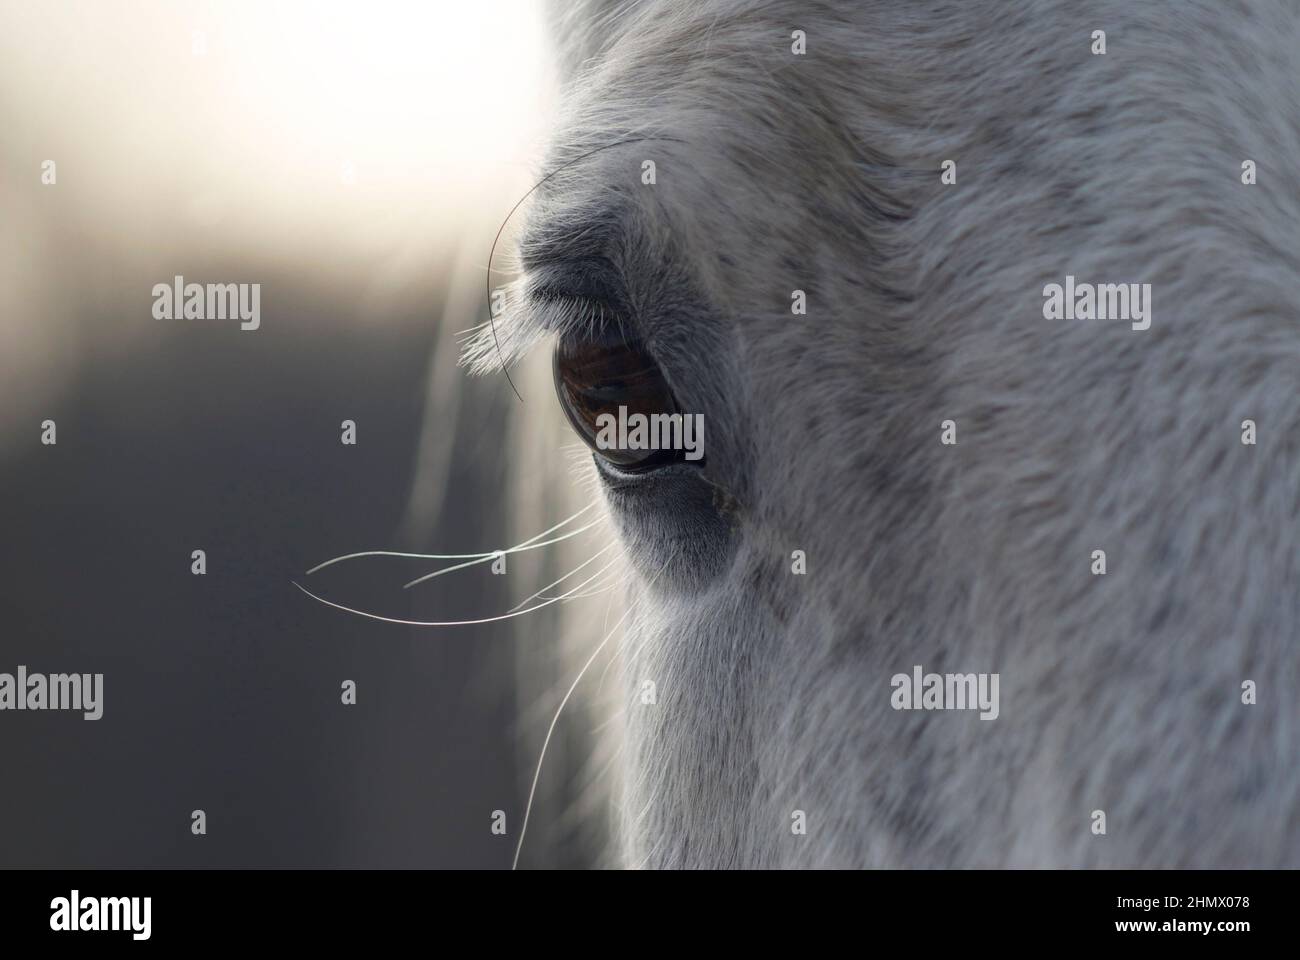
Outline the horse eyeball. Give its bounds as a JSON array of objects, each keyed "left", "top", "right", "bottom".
[{"left": 552, "top": 326, "right": 685, "bottom": 471}]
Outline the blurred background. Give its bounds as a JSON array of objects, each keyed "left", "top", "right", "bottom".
[{"left": 0, "top": 0, "right": 612, "bottom": 868}]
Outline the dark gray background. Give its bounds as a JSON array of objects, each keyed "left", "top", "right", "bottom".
[{"left": 0, "top": 262, "right": 544, "bottom": 867}]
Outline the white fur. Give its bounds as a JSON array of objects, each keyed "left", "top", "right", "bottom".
[{"left": 476, "top": 0, "right": 1300, "bottom": 867}]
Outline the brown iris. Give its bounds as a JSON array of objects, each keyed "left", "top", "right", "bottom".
[{"left": 552, "top": 324, "right": 683, "bottom": 471}]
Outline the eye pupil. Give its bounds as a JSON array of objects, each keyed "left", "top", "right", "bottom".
[{"left": 552, "top": 324, "right": 686, "bottom": 471}]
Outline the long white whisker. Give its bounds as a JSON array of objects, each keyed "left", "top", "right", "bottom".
[
  {"left": 570, "top": 563, "right": 629, "bottom": 595},
  {"left": 303, "top": 503, "right": 599, "bottom": 575},
  {"left": 401, "top": 518, "right": 605, "bottom": 589},
  {"left": 536, "top": 582, "right": 626, "bottom": 602},
  {"left": 593, "top": 617, "right": 626, "bottom": 696},
  {"left": 513, "top": 560, "right": 663, "bottom": 870},
  {"left": 291, "top": 556, "right": 620, "bottom": 627},
  {"left": 593, "top": 586, "right": 622, "bottom": 697},
  {"left": 505, "top": 542, "right": 618, "bottom": 613},
  {"left": 588, "top": 705, "right": 627, "bottom": 737},
  {"left": 537, "top": 571, "right": 630, "bottom": 602},
  {"left": 512, "top": 603, "right": 634, "bottom": 871}
]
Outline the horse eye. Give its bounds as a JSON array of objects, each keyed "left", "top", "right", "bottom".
[{"left": 552, "top": 324, "right": 684, "bottom": 471}]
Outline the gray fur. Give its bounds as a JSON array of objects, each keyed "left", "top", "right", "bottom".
[{"left": 475, "top": 0, "right": 1300, "bottom": 867}]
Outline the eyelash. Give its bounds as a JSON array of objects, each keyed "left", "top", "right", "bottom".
[{"left": 530, "top": 292, "right": 619, "bottom": 344}]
